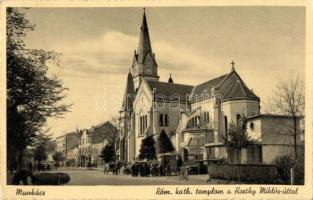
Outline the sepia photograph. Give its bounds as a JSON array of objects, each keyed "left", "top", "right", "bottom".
[{"left": 1, "top": 1, "right": 312, "bottom": 199}]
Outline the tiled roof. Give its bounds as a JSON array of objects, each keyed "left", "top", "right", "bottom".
[
  {"left": 190, "top": 70, "right": 259, "bottom": 102},
  {"left": 90, "top": 121, "right": 118, "bottom": 144},
  {"left": 192, "top": 74, "right": 228, "bottom": 98},
  {"left": 56, "top": 132, "right": 80, "bottom": 139},
  {"left": 217, "top": 71, "right": 259, "bottom": 101},
  {"left": 147, "top": 81, "right": 193, "bottom": 102}
]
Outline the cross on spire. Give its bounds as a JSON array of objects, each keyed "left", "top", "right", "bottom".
[{"left": 231, "top": 60, "right": 235, "bottom": 71}]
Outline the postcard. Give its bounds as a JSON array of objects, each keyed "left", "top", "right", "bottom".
[{"left": 0, "top": 0, "right": 312, "bottom": 199}]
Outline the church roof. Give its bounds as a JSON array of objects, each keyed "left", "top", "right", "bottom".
[
  {"left": 190, "top": 70, "right": 259, "bottom": 102},
  {"left": 121, "top": 72, "right": 136, "bottom": 111},
  {"left": 147, "top": 81, "right": 193, "bottom": 103},
  {"left": 216, "top": 70, "right": 259, "bottom": 102},
  {"left": 144, "top": 69, "right": 259, "bottom": 104},
  {"left": 192, "top": 74, "right": 228, "bottom": 98}
]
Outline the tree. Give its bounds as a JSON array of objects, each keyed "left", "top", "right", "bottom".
[
  {"left": 53, "top": 152, "right": 65, "bottom": 164},
  {"left": 266, "top": 75, "right": 304, "bottom": 159},
  {"left": 139, "top": 135, "right": 156, "bottom": 160},
  {"left": 34, "top": 144, "right": 47, "bottom": 163},
  {"left": 223, "top": 117, "right": 254, "bottom": 163},
  {"left": 100, "top": 144, "right": 116, "bottom": 163},
  {"left": 158, "top": 130, "right": 175, "bottom": 154},
  {"left": 6, "top": 8, "right": 71, "bottom": 171}
]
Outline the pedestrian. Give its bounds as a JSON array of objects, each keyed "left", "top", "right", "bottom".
[
  {"left": 159, "top": 163, "right": 164, "bottom": 176},
  {"left": 176, "top": 155, "right": 183, "bottom": 176},
  {"left": 150, "top": 163, "right": 154, "bottom": 176},
  {"left": 133, "top": 162, "right": 139, "bottom": 176},
  {"left": 144, "top": 163, "right": 150, "bottom": 176}
]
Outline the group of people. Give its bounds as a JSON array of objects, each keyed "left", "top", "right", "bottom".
[
  {"left": 102, "top": 155, "right": 189, "bottom": 179},
  {"left": 129, "top": 155, "right": 187, "bottom": 178},
  {"left": 130, "top": 162, "right": 164, "bottom": 177},
  {"left": 103, "top": 160, "right": 123, "bottom": 175}
]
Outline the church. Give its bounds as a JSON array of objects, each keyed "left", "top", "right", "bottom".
[{"left": 117, "top": 10, "right": 302, "bottom": 165}]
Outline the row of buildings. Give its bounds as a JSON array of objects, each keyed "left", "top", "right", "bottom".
[
  {"left": 116, "top": 10, "right": 304, "bottom": 165},
  {"left": 56, "top": 121, "right": 118, "bottom": 167}
]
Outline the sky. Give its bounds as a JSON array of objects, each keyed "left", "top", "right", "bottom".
[{"left": 20, "top": 7, "right": 305, "bottom": 138}]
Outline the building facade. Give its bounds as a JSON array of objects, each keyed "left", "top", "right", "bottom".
[
  {"left": 56, "top": 132, "right": 81, "bottom": 162},
  {"left": 118, "top": 10, "right": 303, "bottom": 165},
  {"left": 79, "top": 121, "right": 117, "bottom": 167}
]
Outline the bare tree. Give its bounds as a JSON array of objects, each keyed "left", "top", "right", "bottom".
[{"left": 267, "top": 75, "right": 304, "bottom": 159}]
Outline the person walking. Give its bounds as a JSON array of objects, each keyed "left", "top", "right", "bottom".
[{"left": 176, "top": 155, "right": 183, "bottom": 176}]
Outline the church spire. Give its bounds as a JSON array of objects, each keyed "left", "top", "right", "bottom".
[
  {"left": 132, "top": 8, "right": 159, "bottom": 90},
  {"left": 121, "top": 71, "right": 135, "bottom": 112},
  {"left": 168, "top": 73, "right": 174, "bottom": 83},
  {"left": 137, "top": 8, "right": 153, "bottom": 63}
]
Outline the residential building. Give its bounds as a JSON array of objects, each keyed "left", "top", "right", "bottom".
[
  {"left": 56, "top": 132, "right": 81, "bottom": 162},
  {"left": 79, "top": 121, "right": 117, "bottom": 167}
]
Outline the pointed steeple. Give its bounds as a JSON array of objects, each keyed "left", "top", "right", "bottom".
[
  {"left": 121, "top": 71, "right": 136, "bottom": 112},
  {"left": 132, "top": 9, "right": 159, "bottom": 90},
  {"left": 137, "top": 8, "right": 153, "bottom": 63},
  {"left": 168, "top": 73, "right": 174, "bottom": 83}
]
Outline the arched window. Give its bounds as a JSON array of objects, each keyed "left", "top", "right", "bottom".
[
  {"left": 159, "top": 113, "right": 169, "bottom": 127},
  {"left": 159, "top": 114, "right": 163, "bottom": 126},
  {"left": 204, "top": 112, "right": 210, "bottom": 124},
  {"left": 249, "top": 122, "right": 255, "bottom": 131},
  {"left": 165, "top": 114, "right": 168, "bottom": 126},
  {"left": 224, "top": 116, "right": 228, "bottom": 134},
  {"left": 236, "top": 114, "right": 241, "bottom": 125},
  {"left": 187, "top": 116, "right": 200, "bottom": 128}
]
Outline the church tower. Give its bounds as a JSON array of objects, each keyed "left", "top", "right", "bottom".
[{"left": 132, "top": 9, "right": 159, "bottom": 90}]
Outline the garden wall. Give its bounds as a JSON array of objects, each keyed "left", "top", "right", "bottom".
[{"left": 207, "top": 164, "right": 280, "bottom": 184}]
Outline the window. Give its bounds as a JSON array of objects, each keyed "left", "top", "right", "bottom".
[
  {"left": 164, "top": 114, "right": 168, "bottom": 126},
  {"left": 250, "top": 122, "right": 255, "bottom": 131},
  {"left": 159, "top": 114, "right": 163, "bottom": 126},
  {"left": 187, "top": 116, "right": 200, "bottom": 128},
  {"left": 204, "top": 112, "right": 210, "bottom": 124},
  {"left": 236, "top": 114, "right": 241, "bottom": 125},
  {"left": 159, "top": 113, "right": 169, "bottom": 127},
  {"left": 140, "top": 115, "right": 148, "bottom": 135},
  {"left": 224, "top": 116, "right": 228, "bottom": 134}
]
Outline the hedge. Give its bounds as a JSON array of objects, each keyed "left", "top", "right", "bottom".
[
  {"left": 207, "top": 164, "right": 281, "bottom": 184},
  {"left": 32, "top": 173, "right": 70, "bottom": 185}
]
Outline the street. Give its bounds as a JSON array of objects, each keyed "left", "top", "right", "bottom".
[{"left": 56, "top": 168, "right": 232, "bottom": 185}]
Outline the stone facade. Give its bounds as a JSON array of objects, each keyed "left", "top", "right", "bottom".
[
  {"left": 246, "top": 115, "right": 303, "bottom": 164},
  {"left": 118, "top": 10, "right": 304, "bottom": 166}
]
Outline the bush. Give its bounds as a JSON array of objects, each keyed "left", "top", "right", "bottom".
[
  {"left": 275, "top": 155, "right": 295, "bottom": 184},
  {"left": 12, "top": 170, "right": 34, "bottom": 185},
  {"left": 32, "top": 173, "right": 70, "bottom": 185},
  {"left": 207, "top": 164, "right": 280, "bottom": 184}
]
